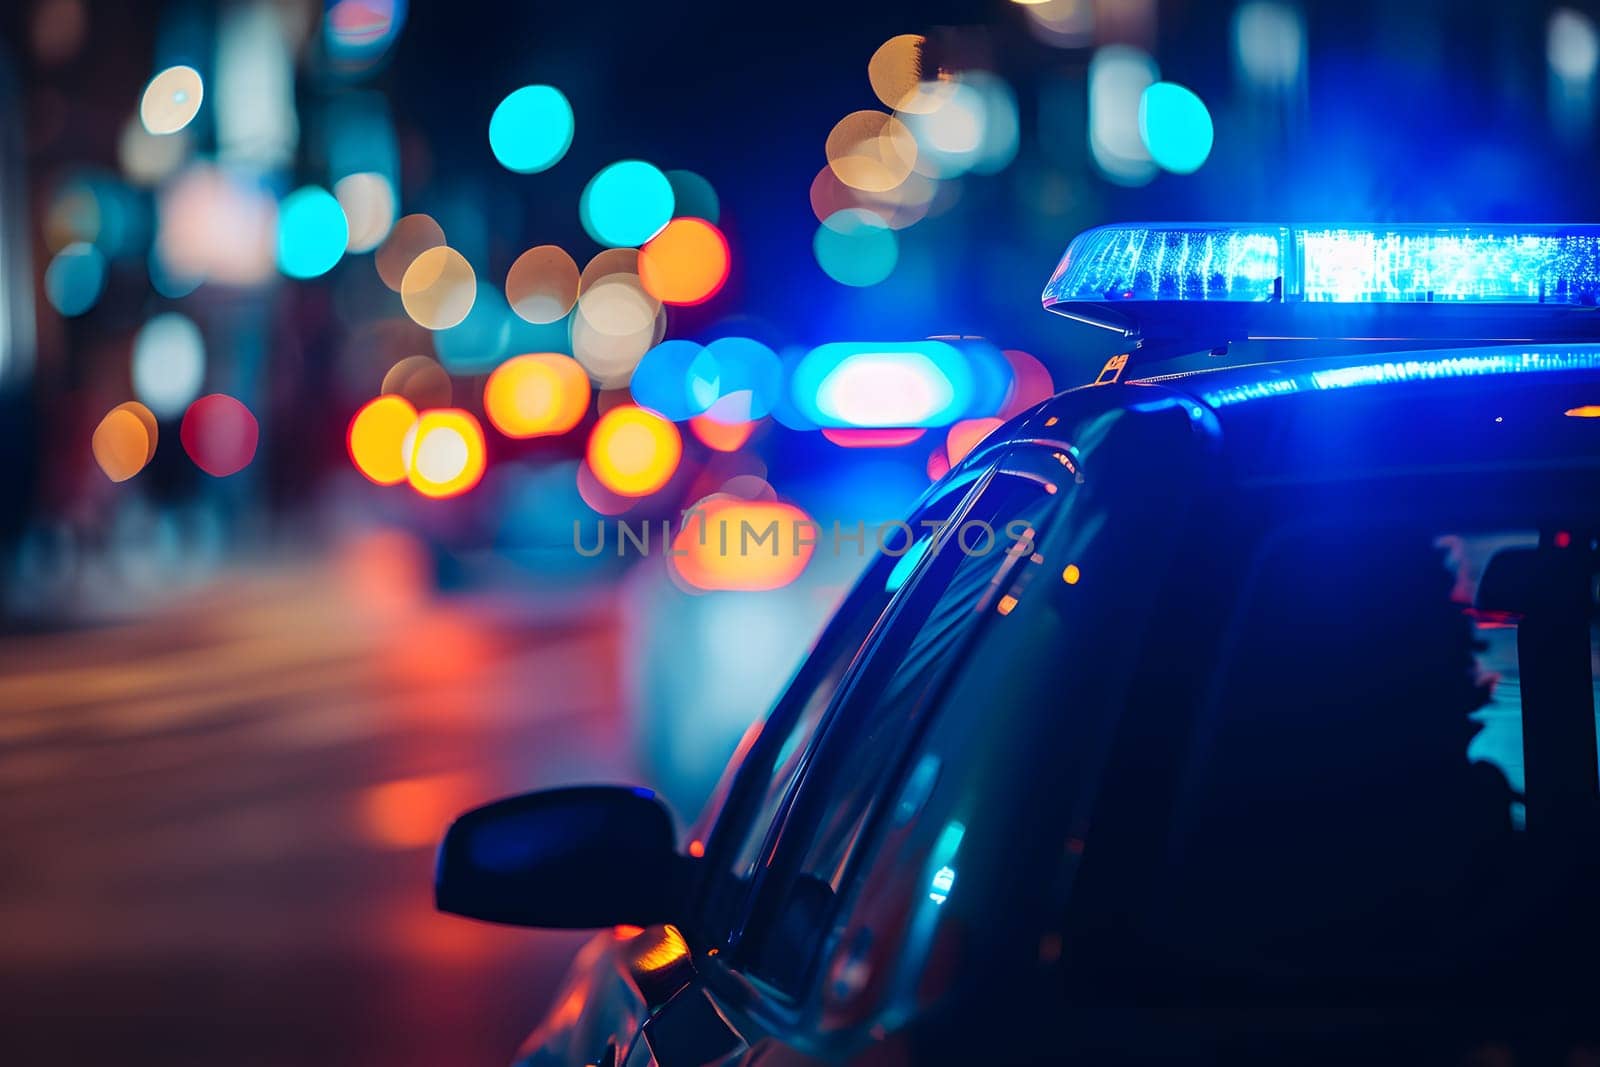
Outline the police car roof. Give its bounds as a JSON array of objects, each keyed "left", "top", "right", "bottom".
[{"left": 1022, "top": 342, "right": 1600, "bottom": 501}]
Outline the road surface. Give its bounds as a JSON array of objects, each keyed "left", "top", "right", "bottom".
[{"left": 0, "top": 534, "right": 631, "bottom": 1066}]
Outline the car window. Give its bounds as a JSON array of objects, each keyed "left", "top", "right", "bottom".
[
  {"left": 732, "top": 461, "right": 1067, "bottom": 995},
  {"left": 1160, "top": 525, "right": 1527, "bottom": 965},
  {"left": 1060, "top": 511, "right": 1600, "bottom": 1053},
  {"left": 708, "top": 399, "right": 1211, "bottom": 1008},
  {"left": 780, "top": 420, "right": 1209, "bottom": 1036},
  {"left": 692, "top": 469, "right": 986, "bottom": 945}
]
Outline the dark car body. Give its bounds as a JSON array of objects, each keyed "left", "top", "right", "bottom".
[{"left": 449, "top": 342, "right": 1600, "bottom": 1067}]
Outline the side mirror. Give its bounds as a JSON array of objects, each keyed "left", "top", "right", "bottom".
[{"left": 435, "top": 785, "right": 687, "bottom": 929}]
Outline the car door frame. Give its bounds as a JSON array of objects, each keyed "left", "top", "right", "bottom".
[
  {"left": 685, "top": 458, "right": 1001, "bottom": 949},
  {"left": 675, "top": 435, "right": 1093, "bottom": 1047},
  {"left": 670, "top": 390, "right": 1220, "bottom": 1063}
]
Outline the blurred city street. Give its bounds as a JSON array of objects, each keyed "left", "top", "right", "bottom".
[
  {"left": 7, "top": 0, "right": 1600, "bottom": 1061},
  {"left": 0, "top": 536, "right": 622, "bottom": 1066}
]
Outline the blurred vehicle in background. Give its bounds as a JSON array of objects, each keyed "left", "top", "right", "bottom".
[{"left": 435, "top": 224, "right": 1600, "bottom": 1065}]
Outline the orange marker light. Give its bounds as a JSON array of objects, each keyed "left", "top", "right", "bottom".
[
  {"left": 638, "top": 218, "right": 730, "bottom": 305},
  {"left": 348, "top": 395, "right": 419, "bottom": 485},
  {"left": 402, "top": 408, "right": 487, "bottom": 498},
  {"left": 484, "top": 353, "right": 591, "bottom": 439},
  {"left": 587, "top": 405, "right": 682, "bottom": 497}
]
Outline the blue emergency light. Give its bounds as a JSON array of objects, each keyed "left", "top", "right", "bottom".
[{"left": 1044, "top": 224, "right": 1600, "bottom": 358}]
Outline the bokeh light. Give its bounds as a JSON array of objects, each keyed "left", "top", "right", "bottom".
[
  {"left": 132, "top": 312, "right": 206, "bottom": 418},
  {"left": 381, "top": 355, "right": 452, "bottom": 409},
  {"left": 43, "top": 242, "right": 106, "bottom": 317},
  {"left": 576, "top": 461, "right": 635, "bottom": 515},
  {"left": 358, "top": 772, "right": 475, "bottom": 851},
  {"left": 1549, "top": 9, "right": 1599, "bottom": 82},
  {"left": 814, "top": 209, "right": 897, "bottom": 287},
  {"left": 1000, "top": 349, "right": 1055, "bottom": 417},
  {"left": 822, "top": 427, "right": 926, "bottom": 448},
  {"left": 119, "top": 114, "right": 190, "bottom": 186},
  {"left": 665, "top": 169, "right": 720, "bottom": 223},
  {"left": 901, "top": 72, "right": 1018, "bottom": 178},
  {"left": 277, "top": 186, "right": 349, "bottom": 279},
  {"left": 571, "top": 312, "right": 661, "bottom": 388},
  {"left": 577, "top": 273, "right": 660, "bottom": 336},
  {"left": 348, "top": 394, "right": 419, "bottom": 486},
  {"left": 795, "top": 341, "right": 972, "bottom": 428},
  {"left": 156, "top": 163, "right": 276, "bottom": 287},
  {"left": 506, "top": 245, "right": 580, "bottom": 324},
  {"left": 488, "top": 85, "right": 575, "bottom": 174},
  {"left": 1232, "top": 2, "right": 1305, "bottom": 90},
  {"left": 401, "top": 246, "right": 477, "bottom": 330},
  {"left": 869, "top": 35, "right": 932, "bottom": 113},
  {"left": 638, "top": 218, "right": 730, "bottom": 305},
  {"left": 671, "top": 497, "right": 815, "bottom": 592},
  {"left": 45, "top": 173, "right": 146, "bottom": 258},
  {"left": 43, "top": 179, "right": 101, "bottom": 253},
  {"left": 948, "top": 337, "right": 1014, "bottom": 417},
  {"left": 572, "top": 271, "right": 663, "bottom": 387},
  {"left": 946, "top": 417, "right": 1004, "bottom": 464},
  {"left": 181, "top": 394, "right": 259, "bottom": 477},
  {"left": 826, "top": 110, "right": 917, "bottom": 192},
  {"left": 402, "top": 408, "right": 487, "bottom": 498},
  {"left": 335, "top": 172, "right": 397, "bottom": 254},
  {"left": 689, "top": 414, "right": 755, "bottom": 452},
  {"left": 92, "top": 401, "right": 158, "bottom": 482},
  {"left": 215, "top": 4, "right": 296, "bottom": 170},
  {"left": 809, "top": 164, "right": 935, "bottom": 231},
  {"left": 698, "top": 337, "right": 781, "bottom": 423},
  {"left": 580, "top": 161, "right": 675, "bottom": 247},
  {"left": 148, "top": 245, "right": 203, "bottom": 298},
  {"left": 630, "top": 339, "right": 718, "bottom": 421},
  {"left": 140, "top": 65, "right": 204, "bottom": 136},
  {"left": 586, "top": 405, "right": 682, "bottom": 497},
  {"left": 325, "top": 0, "right": 407, "bottom": 63},
  {"left": 483, "top": 353, "right": 591, "bottom": 438},
  {"left": 1089, "top": 46, "right": 1159, "bottom": 185},
  {"left": 1021, "top": 0, "right": 1094, "bottom": 48},
  {"left": 44, "top": 179, "right": 99, "bottom": 252},
  {"left": 31, "top": 0, "right": 87, "bottom": 66},
  {"left": 1139, "top": 82, "right": 1214, "bottom": 173},
  {"left": 809, "top": 165, "right": 863, "bottom": 224},
  {"left": 579, "top": 247, "right": 640, "bottom": 292},
  {"left": 375, "top": 213, "right": 445, "bottom": 291},
  {"left": 435, "top": 283, "right": 516, "bottom": 374}
]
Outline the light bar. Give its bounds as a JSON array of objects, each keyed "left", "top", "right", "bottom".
[{"left": 1044, "top": 224, "right": 1600, "bottom": 310}]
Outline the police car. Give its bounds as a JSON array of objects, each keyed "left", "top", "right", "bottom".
[{"left": 436, "top": 224, "right": 1600, "bottom": 1066}]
